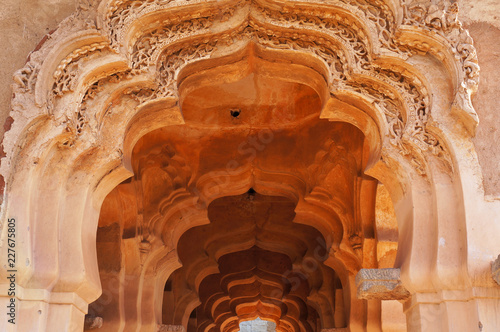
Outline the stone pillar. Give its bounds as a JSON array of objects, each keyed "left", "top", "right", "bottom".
[
  {"left": 355, "top": 268, "right": 485, "bottom": 332},
  {"left": 0, "top": 296, "right": 87, "bottom": 332},
  {"left": 355, "top": 268, "right": 408, "bottom": 332},
  {"left": 0, "top": 166, "right": 105, "bottom": 331},
  {"left": 334, "top": 288, "right": 346, "bottom": 327},
  {"left": 381, "top": 301, "right": 406, "bottom": 332},
  {"left": 404, "top": 292, "right": 481, "bottom": 332}
]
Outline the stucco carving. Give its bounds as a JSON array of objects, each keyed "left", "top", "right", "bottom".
[
  {"left": 53, "top": 41, "right": 110, "bottom": 97},
  {"left": 13, "top": 63, "right": 38, "bottom": 93},
  {"left": 4, "top": 0, "right": 480, "bottom": 274},
  {"left": 6, "top": 0, "right": 478, "bottom": 182},
  {"left": 402, "top": 0, "right": 480, "bottom": 85},
  {"left": 130, "top": 18, "right": 214, "bottom": 73},
  {"left": 402, "top": 0, "right": 480, "bottom": 127}
]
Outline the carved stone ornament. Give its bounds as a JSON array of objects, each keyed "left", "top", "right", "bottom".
[
  {"left": 355, "top": 268, "right": 410, "bottom": 300},
  {"left": 4, "top": 0, "right": 480, "bottom": 186}
]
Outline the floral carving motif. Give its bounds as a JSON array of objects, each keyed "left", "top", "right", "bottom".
[
  {"left": 13, "top": 63, "right": 38, "bottom": 93},
  {"left": 123, "top": 86, "right": 156, "bottom": 104},
  {"left": 25, "top": 0, "right": 473, "bottom": 175},
  {"left": 61, "top": 71, "right": 133, "bottom": 145},
  {"left": 402, "top": 0, "right": 459, "bottom": 32},
  {"left": 348, "top": 0, "right": 398, "bottom": 52},
  {"left": 157, "top": 44, "right": 217, "bottom": 97},
  {"left": 254, "top": 4, "right": 371, "bottom": 68},
  {"left": 53, "top": 41, "right": 109, "bottom": 97},
  {"left": 151, "top": 20, "right": 348, "bottom": 99},
  {"left": 346, "top": 66, "right": 450, "bottom": 174},
  {"left": 106, "top": 0, "right": 162, "bottom": 49},
  {"left": 105, "top": 0, "right": 210, "bottom": 50},
  {"left": 130, "top": 18, "right": 214, "bottom": 73},
  {"left": 245, "top": 2, "right": 449, "bottom": 171},
  {"left": 402, "top": 0, "right": 480, "bottom": 87},
  {"left": 250, "top": 21, "right": 347, "bottom": 83}
]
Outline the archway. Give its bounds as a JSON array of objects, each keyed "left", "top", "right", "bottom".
[
  {"left": 1, "top": 0, "right": 490, "bottom": 331},
  {"left": 91, "top": 66, "right": 370, "bottom": 329}
]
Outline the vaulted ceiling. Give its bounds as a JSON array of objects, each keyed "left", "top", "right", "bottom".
[{"left": 94, "top": 64, "right": 391, "bottom": 331}]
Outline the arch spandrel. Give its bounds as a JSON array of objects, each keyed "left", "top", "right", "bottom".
[{"left": 1, "top": 0, "right": 491, "bottom": 332}]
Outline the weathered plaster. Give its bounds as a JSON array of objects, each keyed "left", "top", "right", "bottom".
[
  {"left": 458, "top": 0, "right": 500, "bottom": 30},
  {"left": 466, "top": 22, "right": 500, "bottom": 196},
  {"left": 0, "top": 0, "right": 78, "bottom": 141}
]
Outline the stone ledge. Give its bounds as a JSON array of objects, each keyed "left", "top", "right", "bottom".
[
  {"left": 355, "top": 268, "right": 410, "bottom": 300},
  {"left": 493, "top": 255, "right": 500, "bottom": 286}
]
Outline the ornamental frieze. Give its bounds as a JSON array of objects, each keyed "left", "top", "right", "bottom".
[{"left": 7, "top": 0, "right": 479, "bottom": 179}]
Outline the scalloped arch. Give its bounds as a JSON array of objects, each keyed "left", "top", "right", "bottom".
[
  {"left": 1, "top": 0, "right": 484, "bottom": 331},
  {"left": 4, "top": 0, "right": 479, "bottom": 185}
]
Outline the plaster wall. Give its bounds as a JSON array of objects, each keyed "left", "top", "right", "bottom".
[
  {"left": 0, "top": 0, "right": 78, "bottom": 142},
  {"left": 459, "top": 0, "right": 500, "bottom": 197},
  {"left": 0, "top": 0, "right": 499, "bottom": 196}
]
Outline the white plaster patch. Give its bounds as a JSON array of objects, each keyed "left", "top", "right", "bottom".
[{"left": 439, "top": 237, "right": 446, "bottom": 247}]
